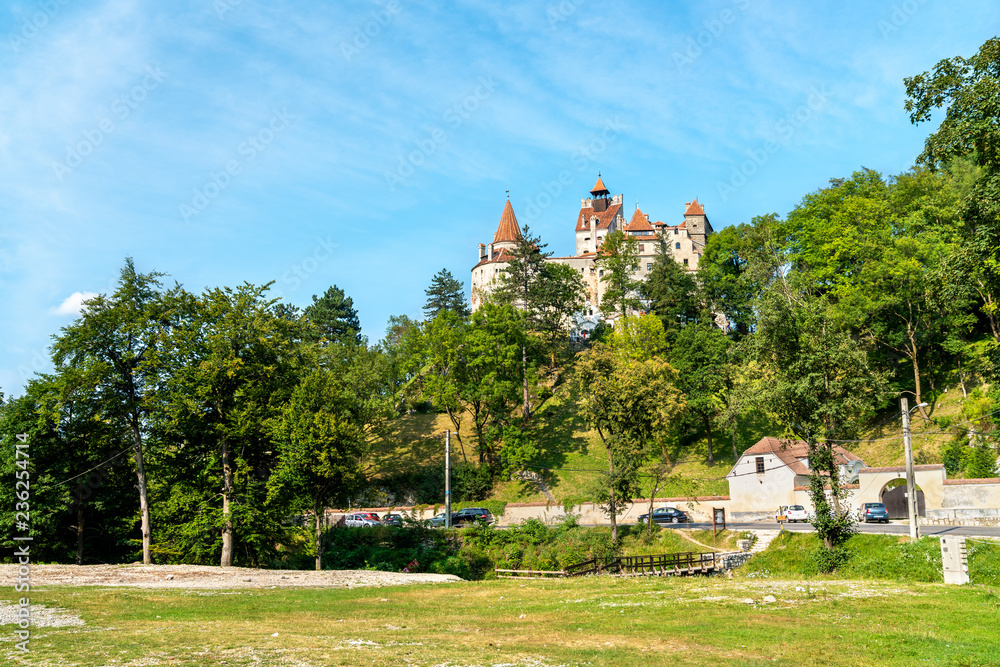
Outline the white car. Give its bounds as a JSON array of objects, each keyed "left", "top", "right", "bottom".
[
  {"left": 776, "top": 505, "right": 809, "bottom": 523},
  {"left": 344, "top": 512, "right": 381, "bottom": 527}
]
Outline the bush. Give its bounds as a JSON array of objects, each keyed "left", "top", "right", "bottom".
[{"left": 811, "top": 546, "right": 852, "bottom": 573}]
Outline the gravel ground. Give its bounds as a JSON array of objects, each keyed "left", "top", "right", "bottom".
[{"left": 0, "top": 563, "right": 462, "bottom": 590}]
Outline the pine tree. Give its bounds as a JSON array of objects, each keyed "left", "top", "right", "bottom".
[
  {"left": 423, "top": 269, "right": 470, "bottom": 319},
  {"left": 304, "top": 286, "right": 362, "bottom": 345}
]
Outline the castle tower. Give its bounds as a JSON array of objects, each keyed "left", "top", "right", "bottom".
[
  {"left": 575, "top": 174, "right": 624, "bottom": 255},
  {"left": 471, "top": 197, "right": 522, "bottom": 311}
]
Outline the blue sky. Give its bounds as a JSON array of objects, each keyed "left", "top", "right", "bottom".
[{"left": 1, "top": 0, "right": 998, "bottom": 397}]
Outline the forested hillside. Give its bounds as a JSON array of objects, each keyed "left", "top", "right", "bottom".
[{"left": 3, "top": 38, "right": 1000, "bottom": 566}]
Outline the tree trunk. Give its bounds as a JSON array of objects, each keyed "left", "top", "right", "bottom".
[
  {"left": 607, "top": 447, "right": 617, "bottom": 547},
  {"left": 522, "top": 344, "right": 530, "bottom": 420},
  {"left": 315, "top": 502, "right": 324, "bottom": 571},
  {"left": 908, "top": 335, "right": 929, "bottom": 420},
  {"left": 132, "top": 419, "right": 152, "bottom": 565},
  {"left": 75, "top": 503, "right": 85, "bottom": 566},
  {"left": 221, "top": 436, "right": 234, "bottom": 567},
  {"left": 445, "top": 406, "right": 468, "bottom": 463},
  {"left": 703, "top": 413, "right": 714, "bottom": 464}
]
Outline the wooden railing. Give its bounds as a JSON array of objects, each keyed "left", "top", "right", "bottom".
[{"left": 563, "top": 551, "right": 717, "bottom": 577}]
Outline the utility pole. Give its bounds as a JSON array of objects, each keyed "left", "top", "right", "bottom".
[
  {"left": 901, "top": 398, "right": 920, "bottom": 540},
  {"left": 445, "top": 430, "right": 452, "bottom": 529}
]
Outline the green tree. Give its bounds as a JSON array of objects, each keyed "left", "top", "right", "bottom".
[
  {"left": 490, "top": 226, "right": 584, "bottom": 417},
  {"left": 52, "top": 259, "right": 177, "bottom": 564},
  {"left": 424, "top": 269, "right": 470, "bottom": 320},
  {"left": 269, "top": 342, "right": 391, "bottom": 570},
  {"left": 742, "top": 288, "right": 887, "bottom": 553},
  {"left": 641, "top": 243, "right": 701, "bottom": 339},
  {"left": 574, "top": 323, "right": 684, "bottom": 546},
  {"left": 304, "top": 286, "right": 363, "bottom": 345},
  {"left": 158, "top": 283, "right": 304, "bottom": 566},
  {"left": 596, "top": 230, "right": 641, "bottom": 319},
  {"left": 671, "top": 323, "right": 731, "bottom": 464}
]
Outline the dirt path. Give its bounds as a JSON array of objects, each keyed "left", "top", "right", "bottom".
[{"left": 0, "top": 564, "right": 461, "bottom": 589}]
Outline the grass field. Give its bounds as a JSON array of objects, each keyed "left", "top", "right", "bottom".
[{"left": 8, "top": 575, "right": 1000, "bottom": 666}]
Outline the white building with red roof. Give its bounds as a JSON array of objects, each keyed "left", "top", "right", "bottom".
[{"left": 470, "top": 175, "right": 714, "bottom": 319}]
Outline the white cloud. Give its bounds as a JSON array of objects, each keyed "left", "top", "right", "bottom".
[{"left": 53, "top": 291, "right": 99, "bottom": 316}]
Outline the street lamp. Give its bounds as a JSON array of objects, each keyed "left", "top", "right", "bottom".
[{"left": 901, "top": 398, "right": 928, "bottom": 540}]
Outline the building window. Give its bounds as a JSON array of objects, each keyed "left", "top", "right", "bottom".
[
  {"left": 647, "top": 263, "right": 652, "bottom": 271},
  {"left": 674, "top": 228, "right": 678, "bottom": 235},
  {"left": 599, "top": 270, "right": 604, "bottom": 277},
  {"left": 675, "top": 242, "right": 681, "bottom": 249},
  {"left": 756, "top": 457, "right": 765, "bottom": 474},
  {"left": 683, "top": 258, "right": 689, "bottom": 266},
  {"left": 639, "top": 244, "right": 645, "bottom": 252}
]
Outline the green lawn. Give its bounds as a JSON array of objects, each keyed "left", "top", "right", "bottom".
[{"left": 8, "top": 575, "right": 1000, "bottom": 666}]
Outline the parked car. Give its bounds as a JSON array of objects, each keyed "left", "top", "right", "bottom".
[
  {"left": 427, "top": 512, "right": 459, "bottom": 528},
  {"left": 453, "top": 507, "right": 495, "bottom": 525},
  {"left": 775, "top": 505, "right": 809, "bottom": 523},
  {"left": 344, "top": 512, "right": 381, "bottom": 527},
  {"left": 381, "top": 513, "right": 404, "bottom": 527},
  {"left": 857, "top": 502, "right": 890, "bottom": 523},
  {"left": 637, "top": 507, "right": 689, "bottom": 525}
]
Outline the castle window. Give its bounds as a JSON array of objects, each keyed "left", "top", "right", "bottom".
[
  {"left": 675, "top": 242, "right": 681, "bottom": 249},
  {"left": 639, "top": 244, "right": 645, "bottom": 252},
  {"left": 599, "top": 270, "right": 604, "bottom": 277},
  {"left": 756, "top": 457, "right": 765, "bottom": 474},
  {"left": 683, "top": 258, "right": 689, "bottom": 266},
  {"left": 673, "top": 229, "right": 678, "bottom": 235},
  {"left": 647, "top": 263, "right": 652, "bottom": 271}
]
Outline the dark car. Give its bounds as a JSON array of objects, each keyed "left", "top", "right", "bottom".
[
  {"left": 637, "top": 507, "right": 689, "bottom": 525},
  {"left": 454, "top": 507, "right": 495, "bottom": 525},
  {"left": 857, "top": 502, "right": 890, "bottom": 523},
  {"left": 381, "top": 513, "right": 404, "bottom": 527}
]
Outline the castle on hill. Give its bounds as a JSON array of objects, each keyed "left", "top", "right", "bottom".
[{"left": 470, "top": 175, "right": 714, "bottom": 325}]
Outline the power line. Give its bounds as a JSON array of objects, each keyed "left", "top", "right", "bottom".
[{"left": 32, "top": 447, "right": 132, "bottom": 494}]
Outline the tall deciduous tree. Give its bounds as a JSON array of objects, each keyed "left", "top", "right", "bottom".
[
  {"left": 52, "top": 259, "right": 176, "bottom": 564},
  {"left": 671, "top": 323, "right": 731, "bottom": 464},
  {"left": 159, "top": 283, "right": 303, "bottom": 567},
  {"left": 269, "top": 342, "right": 391, "bottom": 570},
  {"left": 575, "top": 316, "right": 684, "bottom": 546},
  {"left": 424, "top": 269, "right": 470, "bottom": 320}
]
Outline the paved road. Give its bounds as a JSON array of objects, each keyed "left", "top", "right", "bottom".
[
  {"left": 570, "top": 521, "right": 1000, "bottom": 538},
  {"left": 682, "top": 521, "right": 1000, "bottom": 538}
]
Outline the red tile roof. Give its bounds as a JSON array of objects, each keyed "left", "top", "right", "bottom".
[
  {"left": 684, "top": 199, "right": 705, "bottom": 216},
  {"left": 860, "top": 464, "right": 945, "bottom": 474},
  {"left": 625, "top": 207, "right": 655, "bottom": 233},
  {"left": 590, "top": 175, "right": 609, "bottom": 194},
  {"left": 493, "top": 199, "right": 522, "bottom": 244},
  {"left": 736, "top": 437, "right": 862, "bottom": 477},
  {"left": 575, "top": 202, "right": 622, "bottom": 232},
  {"left": 472, "top": 246, "right": 516, "bottom": 268}
]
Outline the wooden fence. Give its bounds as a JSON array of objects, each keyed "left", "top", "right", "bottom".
[{"left": 496, "top": 551, "right": 718, "bottom": 579}]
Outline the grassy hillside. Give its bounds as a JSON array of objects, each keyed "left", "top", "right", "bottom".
[{"left": 368, "top": 358, "right": 987, "bottom": 507}]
